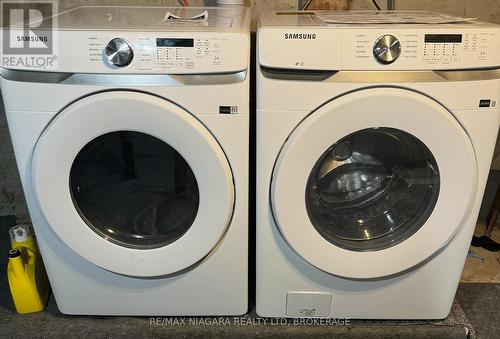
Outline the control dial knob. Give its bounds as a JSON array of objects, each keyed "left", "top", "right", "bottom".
[
  {"left": 105, "top": 38, "right": 134, "bottom": 67},
  {"left": 373, "top": 34, "right": 401, "bottom": 65}
]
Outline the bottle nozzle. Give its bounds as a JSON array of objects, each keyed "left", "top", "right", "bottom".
[
  {"left": 9, "top": 225, "right": 31, "bottom": 243},
  {"left": 8, "top": 249, "right": 20, "bottom": 258}
]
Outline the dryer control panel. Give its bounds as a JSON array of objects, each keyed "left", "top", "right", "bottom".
[
  {"left": 0, "top": 30, "right": 249, "bottom": 74},
  {"left": 93, "top": 35, "right": 232, "bottom": 72}
]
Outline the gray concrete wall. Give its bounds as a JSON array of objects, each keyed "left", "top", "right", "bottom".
[
  {"left": 0, "top": 97, "right": 29, "bottom": 218},
  {"left": 1, "top": 0, "right": 500, "bottom": 217}
]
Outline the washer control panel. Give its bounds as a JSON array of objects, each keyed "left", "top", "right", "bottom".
[{"left": 259, "top": 26, "right": 499, "bottom": 71}]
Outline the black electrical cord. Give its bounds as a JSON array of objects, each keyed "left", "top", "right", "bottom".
[{"left": 372, "top": 0, "right": 381, "bottom": 10}]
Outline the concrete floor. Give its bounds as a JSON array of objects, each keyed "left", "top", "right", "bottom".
[
  {"left": 456, "top": 284, "right": 500, "bottom": 339},
  {"left": 0, "top": 273, "right": 478, "bottom": 338}
]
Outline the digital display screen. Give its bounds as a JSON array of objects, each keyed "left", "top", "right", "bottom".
[
  {"left": 156, "top": 38, "right": 194, "bottom": 47},
  {"left": 424, "top": 34, "right": 462, "bottom": 43}
]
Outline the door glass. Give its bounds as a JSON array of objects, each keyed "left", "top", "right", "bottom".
[
  {"left": 70, "top": 131, "right": 199, "bottom": 250},
  {"left": 305, "top": 128, "right": 439, "bottom": 251}
]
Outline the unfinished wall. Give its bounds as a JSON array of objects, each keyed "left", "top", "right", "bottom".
[
  {"left": 1, "top": 0, "right": 500, "bottom": 217},
  {"left": 351, "top": 0, "right": 500, "bottom": 24},
  {"left": 0, "top": 97, "right": 28, "bottom": 218}
]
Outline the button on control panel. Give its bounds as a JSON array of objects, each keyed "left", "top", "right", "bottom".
[
  {"left": 373, "top": 34, "right": 401, "bottom": 64},
  {"left": 105, "top": 38, "right": 134, "bottom": 67},
  {"left": 421, "top": 32, "right": 492, "bottom": 65},
  {"left": 423, "top": 33, "right": 477, "bottom": 65},
  {"left": 154, "top": 37, "right": 223, "bottom": 70},
  {"left": 353, "top": 33, "right": 415, "bottom": 64}
]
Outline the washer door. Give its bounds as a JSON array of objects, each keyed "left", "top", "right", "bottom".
[
  {"left": 271, "top": 87, "right": 477, "bottom": 279},
  {"left": 32, "top": 91, "right": 234, "bottom": 277}
]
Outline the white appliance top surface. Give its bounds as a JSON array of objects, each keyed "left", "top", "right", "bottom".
[
  {"left": 30, "top": 6, "right": 249, "bottom": 32},
  {"left": 260, "top": 10, "right": 499, "bottom": 29},
  {"left": 0, "top": 5, "right": 250, "bottom": 74}
]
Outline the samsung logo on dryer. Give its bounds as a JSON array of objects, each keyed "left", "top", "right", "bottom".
[
  {"left": 16, "top": 35, "right": 48, "bottom": 42},
  {"left": 284, "top": 33, "right": 317, "bottom": 40}
]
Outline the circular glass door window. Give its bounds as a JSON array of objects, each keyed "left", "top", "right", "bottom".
[
  {"left": 305, "top": 128, "right": 440, "bottom": 251},
  {"left": 70, "top": 131, "right": 199, "bottom": 250}
]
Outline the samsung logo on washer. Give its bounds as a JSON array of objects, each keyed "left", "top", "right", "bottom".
[{"left": 284, "top": 33, "right": 317, "bottom": 40}]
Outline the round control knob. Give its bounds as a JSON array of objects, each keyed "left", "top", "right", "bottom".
[
  {"left": 105, "top": 38, "right": 133, "bottom": 67},
  {"left": 373, "top": 34, "right": 401, "bottom": 65}
]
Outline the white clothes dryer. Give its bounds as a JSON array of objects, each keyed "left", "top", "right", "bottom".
[{"left": 1, "top": 5, "right": 250, "bottom": 316}]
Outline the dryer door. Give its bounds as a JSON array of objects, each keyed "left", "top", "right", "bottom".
[
  {"left": 32, "top": 91, "right": 234, "bottom": 277},
  {"left": 271, "top": 87, "right": 477, "bottom": 279}
]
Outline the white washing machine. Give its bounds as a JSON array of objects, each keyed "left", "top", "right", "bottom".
[
  {"left": 0, "top": 6, "right": 250, "bottom": 315},
  {"left": 256, "top": 11, "right": 500, "bottom": 319}
]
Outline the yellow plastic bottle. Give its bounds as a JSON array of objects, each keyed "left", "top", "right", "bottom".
[{"left": 7, "top": 225, "right": 49, "bottom": 314}]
